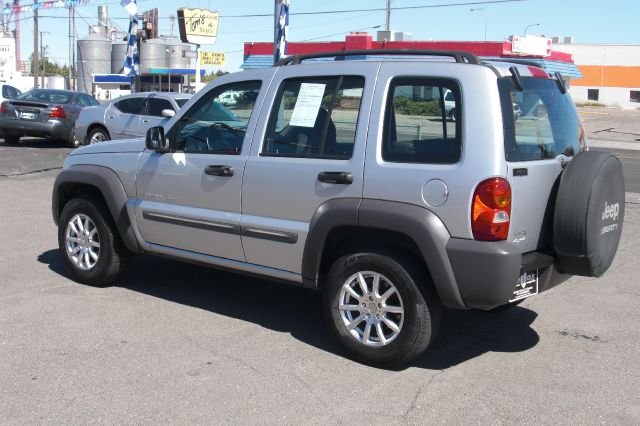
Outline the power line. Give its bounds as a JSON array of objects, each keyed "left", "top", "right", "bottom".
[{"left": 221, "top": 0, "right": 526, "bottom": 18}]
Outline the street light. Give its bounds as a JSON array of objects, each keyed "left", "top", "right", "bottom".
[
  {"left": 524, "top": 23, "right": 540, "bottom": 36},
  {"left": 470, "top": 8, "right": 487, "bottom": 41}
]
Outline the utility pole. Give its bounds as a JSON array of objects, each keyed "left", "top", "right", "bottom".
[
  {"left": 68, "top": 6, "right": 72, "bottom": 89},
  {"left": 13, "top": 0, "right": 20, "bottom": 72},
  {"left": 40, "top": 32, "right": 46, "bottom": 88},
  {"left": 33, "top": 0, "right": 38, "bottom": 88},
  {"left": 385, "top": 0, "right": 391, "bottom": 31}
]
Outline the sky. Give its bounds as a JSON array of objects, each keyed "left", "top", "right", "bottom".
[{"left": 10, "top": 0, "right": 640, "bottom": 73}]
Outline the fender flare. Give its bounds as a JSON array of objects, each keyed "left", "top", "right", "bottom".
[
  {"left": 302, "top": 198, "right": 465, "bottom": 309},
  {"left": 52, "top": 164, "right": 142, "bottom": 253}
]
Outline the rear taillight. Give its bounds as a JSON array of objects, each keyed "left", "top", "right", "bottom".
[
  {"left": 1, "top": 101, "right": 6, "bottom": 114},
  {"left": 471, "top": 178, "right": 512, "bottom": 241},
  {"left": 50, "top": 106, "right": 65, "bottom": 118}
]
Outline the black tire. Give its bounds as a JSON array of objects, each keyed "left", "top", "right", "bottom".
[
  {"left": 87, "top": 127, "right": 110, "bottom": 144},
  {"left": 58, "top": 195, "right": 130, "bottom": 286},
  {"left": 324, "top": 251, "right": 441, "bottom": 368},
  {"left": 3, "top": 135, "right": 19, "bottom": 146},
  {"left": 553, "top": 150, "right": 625, "bottom": 277},
  {"left": 448, "top": 108, "right": 456, "bottom": 121},
  {"left": 66, "top": 126, "right": 80, "bottom": 148}
]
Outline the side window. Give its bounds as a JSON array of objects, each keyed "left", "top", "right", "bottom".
[
  {"left": 146, "top": 98, "right": 174, "bottom": 117},
  {"left": 383, "top": 79, "right": 461, "bottom": 164},
  {"left": 74, "top": 95, "right": 89, "bottom": 106},
  {"left": 262, "top": 76, "right": 364, "bottom": 159},
  {"left": 85, "top": 95, "right": 100, "bottom": 106},
  {"left": 115, "top": 97, "right": 146, "bottom": 115},
  {"left": 171, "top": 81, "right": 262, "bottom": 154}
]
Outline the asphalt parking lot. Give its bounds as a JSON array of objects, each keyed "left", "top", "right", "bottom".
[{"left": 1, "top": 109, "right": 640, "bottom": 423}]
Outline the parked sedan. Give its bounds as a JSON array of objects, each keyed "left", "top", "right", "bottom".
[
  {"left": 75, "top": 92, "right": 191, "bottom": 145},
  {"left": 0, "top": 89, "right": 99, "bottom": 147}
]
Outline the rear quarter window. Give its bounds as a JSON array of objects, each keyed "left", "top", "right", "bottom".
[
  {"left": 499, "top": 77, "right": 585, "bottom": 162},
  {"left": 382, "top": 78, "right": 461, "bottom": 164}
]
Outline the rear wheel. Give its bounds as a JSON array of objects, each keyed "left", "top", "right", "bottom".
[
  {"left": 58, "top": 195, "right": 129, "bottom": 286},
  {"left": 324, "top": 251, "right": 440, "bottom": 367},
  {"left": 3, "top": 135, "right": 19, "bottom": 146},
  {"left": 88, "top": 127, "right": 109, "bottom": 144},
  {"left": 448, "top": 108, "right": 456, "bottom": 121}
]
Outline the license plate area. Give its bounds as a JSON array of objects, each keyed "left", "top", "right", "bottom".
[
  {"left": 509, "top": 270, "right": 538, "bottom": 302},
  {"left": 18, "top": 110, "right": 37, "bottom": 120}
]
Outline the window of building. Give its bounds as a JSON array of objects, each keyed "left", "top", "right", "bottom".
[
  {"left": 630, "top": 91, "right": 640, "bottom": 103},
  {"left": 262, "top": 76, "right": 365, "bottom": 159},
  {"left": 171, "top": 81, "right": 262, "bottom": 154},
  {"left": 382, "top": 78, "right": 461, "bottom": 164},
  {"left": 587, "top": 89, "right": 599, "bottom": 101}
]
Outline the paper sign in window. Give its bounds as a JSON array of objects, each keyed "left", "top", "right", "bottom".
[{"left": 289, "top": 83, "right": 326, "bottom": 127}]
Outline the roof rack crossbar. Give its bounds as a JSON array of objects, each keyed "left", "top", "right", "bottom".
[{"left": 276, "top": 49, "right": 481, "bottom": 66}]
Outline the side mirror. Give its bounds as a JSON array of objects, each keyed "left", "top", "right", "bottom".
[
  {"left": 161, "top": 109, "right": 175, "bottom": 118},
  {"left": 145, "top": 126, "right": 169, "bottom": 152}
]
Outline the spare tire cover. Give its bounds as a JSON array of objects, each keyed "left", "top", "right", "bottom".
[{"left": 553, "top": 150, "right": 625, "bottom": 277}]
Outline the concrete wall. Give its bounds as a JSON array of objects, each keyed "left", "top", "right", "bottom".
[{"left": 553, "top": 44, "right": 640, "bottom": 109}]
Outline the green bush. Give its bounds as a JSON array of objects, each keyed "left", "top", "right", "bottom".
[{"left": 394, "top": 96, "right": 442, "bottom": 116}]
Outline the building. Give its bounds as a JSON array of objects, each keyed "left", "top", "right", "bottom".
[
  {"left": 552, "top": 43, "right": 640, "bottom": 109},
  {"left": 242, "top": 32, "right": 582, "bottom": 83}
]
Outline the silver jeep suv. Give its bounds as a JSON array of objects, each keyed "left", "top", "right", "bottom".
[{"left": 52, "top": 50, "right": 625, "bottom": 367}]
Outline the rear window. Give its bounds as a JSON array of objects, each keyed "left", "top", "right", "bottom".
[
  {"left": 18, "top": 90, "right": 71, "bottom": 104},
  {"left": 499, "top": 77, "right": 585, "bottom": 162}
]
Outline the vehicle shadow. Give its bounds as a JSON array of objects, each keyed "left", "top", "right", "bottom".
[
  {"left": 38, "top": 249, "right": 539, "bottom": 370},
  {"left": 1, "top": 138, "right": 71, "bottom": 148}
]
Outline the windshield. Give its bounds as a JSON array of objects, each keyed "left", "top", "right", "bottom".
[
  {"left": 498, "top": 77, "right": 585, "bottom": 162},
  {"left": 17, "top": 90, "right": 72, "bottom": 104}
]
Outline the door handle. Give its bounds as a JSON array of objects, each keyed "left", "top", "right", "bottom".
[
  {"left": 204, "top": 165, "right": 235, "bottom": 177},
  {"left": 107, "top": 115, "right": 115, "bottom": 119},
  {"left": 317, "top": 171, "right": 353, "bottom": 185},
  {"left": 142, "top": 119, "right": 149, "bottom": 123}
]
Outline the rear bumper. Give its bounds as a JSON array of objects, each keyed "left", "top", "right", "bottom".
[
  {"left": 0, "top": 117, "right": 71, "bottom": 140},
  {"left": 446, "top": 238, "right": 569, "bottom": 309}
]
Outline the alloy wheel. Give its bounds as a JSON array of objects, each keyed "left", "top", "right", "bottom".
[
  {"left": 338, "top": 271, "right": 405, "bottom": 346},
  {"left": 64, "top": 213, "right": 100, "bottom": 271}
]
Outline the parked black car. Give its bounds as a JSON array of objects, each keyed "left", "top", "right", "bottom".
[{"left": 0, "top": 89, "right": 99, "bottom": 148}]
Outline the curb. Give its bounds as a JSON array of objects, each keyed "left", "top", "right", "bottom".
[{"left": 588, "top": 139, "right": 640, "bottom": 152}]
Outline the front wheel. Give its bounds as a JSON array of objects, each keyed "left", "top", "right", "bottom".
[
  {"left": 448, "top": 108, "right": 456, "bottom": 122},
  {"left": 58, "top": 195, "right": 129, "bottom": 286},
  {"left": 324, "top": 252, "right": 441, "bottom": 368}
]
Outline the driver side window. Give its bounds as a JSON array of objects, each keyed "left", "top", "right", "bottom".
[{"left": 172, "top": 81, "right": 262, "bottom": 154}]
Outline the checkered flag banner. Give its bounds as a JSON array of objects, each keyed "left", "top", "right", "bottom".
[
  {"left": 121, "top": 0, "right": 139, "bottom": 76},
  {"left": 274, "top": 0, "right": 289, "bottom": 64}
]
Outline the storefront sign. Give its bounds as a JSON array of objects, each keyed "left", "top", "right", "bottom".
[
  {"left": 177, "top": 8, "right": 219, "bottom": 45},
  {"left": 511, "top": 35, "right": 552, "bottom": 57},
  {"left": 199, "top": 52, "right": 226, "bottom": 66}
]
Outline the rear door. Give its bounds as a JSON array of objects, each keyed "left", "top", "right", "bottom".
[
  {"left": 240, "top": 62, "right": 377, "bottom": 274},
  {"left": 106, "top": 96, "right": 145, "bottom": 139},
  {"left": 499, "top": 76, "right": 585, "bottom": 252}
]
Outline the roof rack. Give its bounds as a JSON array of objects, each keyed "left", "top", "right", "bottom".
[
  {"left": 276, "top": 49, "right": 481, "bottom": 66},
  {"left": 485, "top": 58, "right": 545, "bottom": 68}
]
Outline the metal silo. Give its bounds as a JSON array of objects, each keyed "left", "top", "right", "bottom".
[
  {"left": 164, "top": 38, "right": 191, "bottom": 69},
  {"left": 77, "top": 33, "right": 111, "bottom": 94},
  {"left": 111, "top": 42, "right": 128, "bottom": 74},
  {"left": 139, "top": 38, "right": 167, "bottom": 71}
]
